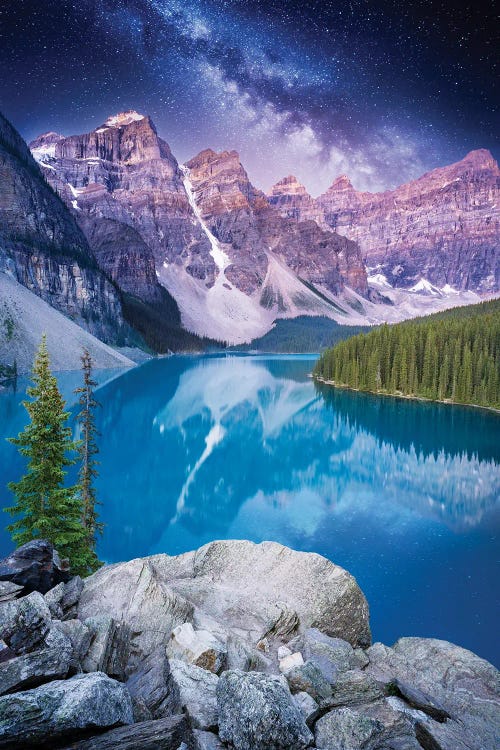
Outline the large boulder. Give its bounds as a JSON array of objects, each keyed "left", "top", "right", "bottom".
[
  {"left": 285, "top": 659, "right": 332, "bottom": 702},
  {"left": 60, "top": 715, "right": 191, "bottom": 750},
  {"left": 314, "top": 706, "right": 383, "bottom": 750},
  {"left": 0, "top": 591, "right": 51, "bottom": 654},
  {"left": 78, "top": 540, "right": 370, "bottom": 676},
  {"left": 0, "top": 540, "right": 70, "bottom": 594},
  {"left": 0, "top": 625, "right": 73, "bottom": 695},
  {"left": 315, "top": 700, "right": 422, "bottom": 750},
  {"left": 217, "top": 669, "right": 313, "bottom": 750},
  {"left": 78, "top": 558, "right": 194, "bottom": 672},
  {"left": 0, "top": 671, "right": 133, "bottom": 748},
  {"left": 365, "top": 638, "right": 500, "bottom": 750},
  {"left": 168, "top": 658, "right": 219, "bottom": 730},
  {"left": 126, "top": 647, "right": 172, "bottom": 718}
]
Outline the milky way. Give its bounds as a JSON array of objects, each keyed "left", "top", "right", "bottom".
[{"left": 0, "top": 0, "right": 497, "bottom": 194}]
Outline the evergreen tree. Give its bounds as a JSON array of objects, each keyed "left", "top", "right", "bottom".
[
  {"left": 74, "top": 349, "right": 103, "bottom": 573},
  {"left": 6, "top": 335, "right": 86, "bottom": 564}
]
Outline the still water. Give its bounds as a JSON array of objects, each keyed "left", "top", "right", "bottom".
[{"left": 0, "top": 355, "right": 499, "bottom": 664}]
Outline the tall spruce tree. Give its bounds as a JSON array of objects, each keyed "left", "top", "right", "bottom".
[
  {"left": 74, "top": 349, "right": 103, "bottom": 573},
  {"left": 6, "top": 335, "right": 86, "bottom": 564}
]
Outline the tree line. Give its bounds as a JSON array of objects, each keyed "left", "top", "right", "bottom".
[
  {"left": 314, "top": 300, "right": 500, "bottom": 410},
  {"left": 6, "top": 336, "right": 102, "bottom": 574}
]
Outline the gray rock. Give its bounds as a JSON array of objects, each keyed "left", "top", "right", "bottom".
[
  {"left": 353, "top": 648, "right": 370, "bottom": 669},
  {"left": 45, "top": 583, "right": 64, "bottom": 619},
  {"left": 167, "top": 622, "right": 226, "bottom": 674},
  {"left": 79, "top": 559, "right": 194, "bottom": 673},
  {"left": 0, "top": 581, "right": 23, "bottom": 603},
  {"left": 168, "top": 658, "right": 219, "bottom": 730},
  {"left": 82, "top": 615, "right": 129, "bottom": 679},
  {"left": 60, "top": 576, "right": 84, "bottom": 618},
  {"left": 259, "top": 602, "right": 300, "bottom": 645},
  {"left": 61, "top": 715, "right": 191, "bottom": 750},
  {"left": 45, "top": 576, "right": 84, "bottom": 621},
  {"left": 314, "top": 707, "right": 383, "bottom": 750},
  {"left": 328, "top": 669, "right": 383, "bottom": 707},
  {"left": 355, "top": 699, "right": 422, "bottom": 749},
  {"left": 193, "top": 729, "right": 226, "bottom": 750},
  {"left": 54, "top": 619, "right": 92, "bottom": 672},
  {"left": 82, "top": 615, "right": 116, "bottom": 673},
  {"left": 217, "top": 669, "right": 313, "bottom": 750},
  {"left": 0, "top": 539, "right": 70, "bottom": 594},
  {"left": 0, "top": 625, "right": 73, "bottom": 695},
  {"left": 414, "top": 719, "right": 478, "bottom": 750},
  {"left": 304, "top": 629, "right": 358, "bottom": 674},
  {"left": 0, "top": 591, "right": 51, "bottom": 654},
  {"left": 286, "top": 659, "right": 332, "bottom": 702},
  {"left": 390, "top": 678, "right": 450, "bottom": 722},
  {"left": 365, "top": 637, "right": 500, "bottom": 750},
  {"left": 280, "top": 651, "right": 305, "bottom": 673},
  {"left": 293, "top": 690, "right": 319, "bottom": 723},
  {"left": 127, "top": 647, "right": 172, "bottom": 718},
  {"left": 226, "top": 632, "right": 268, "bottom": 672},
  {"left": 130, "top": 694, "right": 153, "bottom": 723},
  {"left": 0, "top": 671, "right": 133, "bottom": 748}
]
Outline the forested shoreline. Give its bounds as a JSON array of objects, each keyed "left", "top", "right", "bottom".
[{"left": 313, "top": 299, "right": 500, "bottom": 410}]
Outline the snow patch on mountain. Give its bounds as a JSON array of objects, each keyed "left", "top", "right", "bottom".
[
  {"left": 103, "top": 111, "right": 145, "bottom": 128},
  {"left": 367, "top": 272, "right": 392, "bottom": 289},
  {"left": 180, "top": 164, "right": 230, "bottom": 272},
  {"left": 158, "top": 263, "right": 275, "bottom": 344},
  {"left": 409, "top": 278, "right": 444, "bottom": 296}
]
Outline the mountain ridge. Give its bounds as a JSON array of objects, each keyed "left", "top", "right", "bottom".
[{"left": 26, "top": 110, "right": 499, "bottom": 344}]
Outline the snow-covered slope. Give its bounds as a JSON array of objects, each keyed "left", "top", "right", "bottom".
[{"left": 0, "top": 273, "right": 134, "bottom": 373}]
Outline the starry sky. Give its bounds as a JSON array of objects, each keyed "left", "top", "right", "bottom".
[{"left": 0, "top": 0, "right": 497, "bottom": 195}]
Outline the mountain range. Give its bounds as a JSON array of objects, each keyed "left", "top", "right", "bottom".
[{"left": 1, "top": 108, "right": 498, "bottom": 365}]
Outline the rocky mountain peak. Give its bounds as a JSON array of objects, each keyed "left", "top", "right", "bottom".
[
  {"left": 270, "top": 175, "right": 308, "bottom": 196},
  {"left": 102, "top": 110, "right": 146, "bottom": 128},
  {"left": 459, "top": 148, "right": 498, "bottom": 171},
  {"left": 186, "top": 148, "right": 242, "bottom": 175},
  {"left": 51, "top": 111, "right": 170, "bottom": 165},
  {"left": 327, "top": 174, "right": 355, "bottom": 191}
]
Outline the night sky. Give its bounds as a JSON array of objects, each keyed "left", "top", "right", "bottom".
[{"left": 0, "top": 0, "right": 497, "bottom": 194}]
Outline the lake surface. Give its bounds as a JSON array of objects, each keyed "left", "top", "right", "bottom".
[{"left": 0, "top": 354, "right": 499, "bottom": 665}]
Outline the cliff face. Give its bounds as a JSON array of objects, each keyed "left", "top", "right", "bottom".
[
  {"left": 269, "top": 151, "right": 500, "bottom": 293},
  {"left": 0, "top": 112, "right": 131, "bottom": 345},
  {"left": 316, "top": 151, "right": 499, "bottom": 292},
  {"left": 33, "top": 112, "right": 216, "bottom": 287},
  {"left": 185, "top": 148, "right": 368, "bottom": 297}
]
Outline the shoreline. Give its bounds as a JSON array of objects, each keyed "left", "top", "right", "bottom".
[{"left": 313, "top": 375, "right": 500, "bottom": 415}]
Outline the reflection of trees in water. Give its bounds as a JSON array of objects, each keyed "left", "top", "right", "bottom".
[
  {"left": 319, "top": 419, "right": 500, "bottom": 531},
  {"left": 316, "top": 382, "right": 500, "bottom": 464}
]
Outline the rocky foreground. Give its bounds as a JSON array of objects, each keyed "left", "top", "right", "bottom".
[{"left": 0, "top": 540, "right": 498, "bottom": 750}]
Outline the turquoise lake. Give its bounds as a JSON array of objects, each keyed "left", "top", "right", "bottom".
[{"left": 0, "top": 354, "right": 499, "bottom": 665}]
